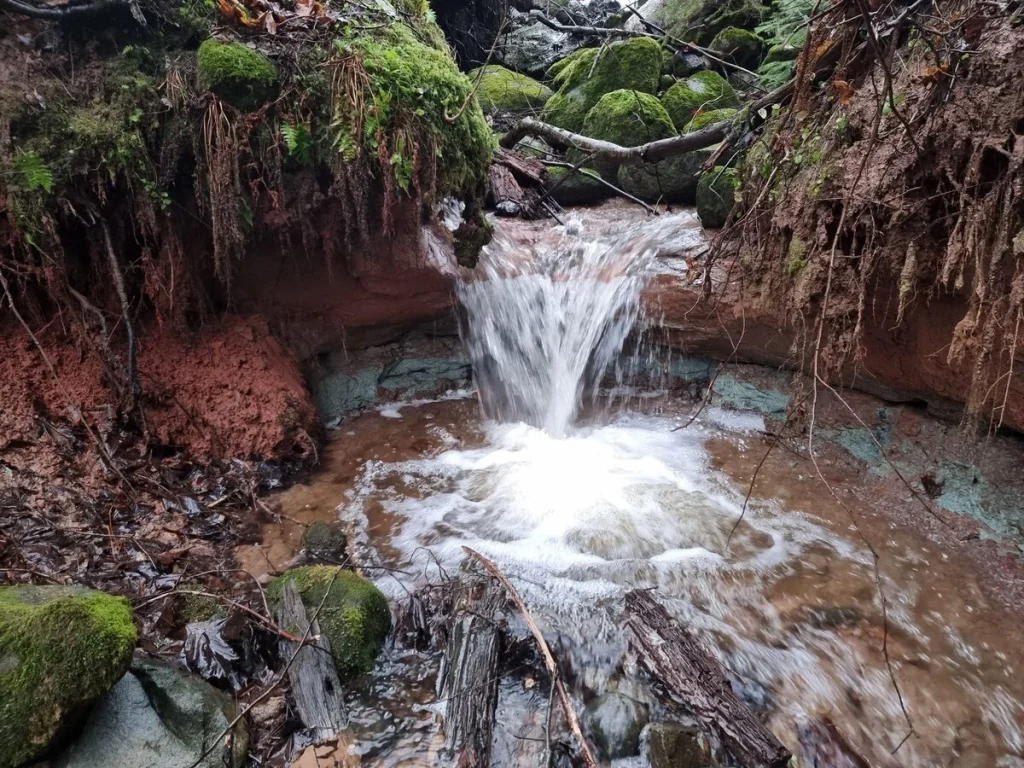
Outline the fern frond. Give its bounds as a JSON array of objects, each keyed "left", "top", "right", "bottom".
[{"left": 13, "top": 151, "right": 53, "bottom": 194}]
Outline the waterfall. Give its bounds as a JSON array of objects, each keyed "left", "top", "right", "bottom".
[{"left": 456, "top": 218, "right": 664, "bottom": 437}]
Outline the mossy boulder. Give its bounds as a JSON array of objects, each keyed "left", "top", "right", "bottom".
[
  {"left": 581, "top": 90, "right": 676, "bottom": 146},
  {"left": 709, "top": 27, "right": 765, "bottom": 69},
  {"left": 0, "top": 586, "right": 136, "bottom": 768},
  {"left": 470, "top": 65, "right": 553, "bottom": 114},
  {"left": 661, "top": 71, "right": 739, "bottom": 130},
  {"left": 682, "top": 107, "right": 738, "bottom": 133},
  {"left": 301, "top": 521, "right": 348, "bottom": 564},
  {"left": 197, "top": 39, "right": 279, "bottom": 111},
  {"left": 655, "top": 0, "right": 769, "bottom": 46},
  {"left": 541, "top": 38, "right": 663, "bottom": 133},
  {"left": 617, "top": 147, "right": 713, "bottom": 203},
  {"left": 543, "top": 165, "right": 609, "bottom": 205},
  {"left": 696, "top": 165, "right": 741, "bottom": 228},
  {"left": 268, "top": 566, "right": 390, "bottom": 678}
]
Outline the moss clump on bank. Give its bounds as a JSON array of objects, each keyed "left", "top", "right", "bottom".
[
  {"left": 470, "top": 65, "right": 553, "bottom": 113},
  {"left": 661, "top": 71, "right": 739, "bottom": 129},
  {"left": 696, "top": 165, "right": 741, "bottom": 227},
  {"left": 268, "top": 566, "right": 390, "bottom": 678},
  {"left": 541, "top": 38, "right": 663, "bottom": 133},
  {"left": 0, "top": 586, "right": 136, "bottom": 768},
  {"left": 198, "top": 39, "right": 279, "bottom": 111}
]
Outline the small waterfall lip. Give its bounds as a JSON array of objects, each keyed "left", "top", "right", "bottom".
[{"left": 456, "top": 214, "right": 681, "bottom": 437}]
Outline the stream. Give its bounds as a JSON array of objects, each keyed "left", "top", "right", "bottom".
[{"left": 251, "top": 208, "right": 1024, "bottom": 767}]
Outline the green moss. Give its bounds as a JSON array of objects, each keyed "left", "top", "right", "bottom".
[
  {"left": 661, "top": 71, "right": 739, "bottom": 129},
  {"left": 302, "top": 521, "right": 347, "bottom": 564},
  {"left": 785, "top": 236, "right": 808, "bottom": 277},
  {"left": 268, "top": 566, "right": 390, "bottom": 678},
  {"left": 176, "top": 0, "right": 217, "bottom": 38},
  {"left": 454, "top": 205, "right": 493, "bottom": 268},
  {"left": 178, "top": 590, "right": 224, "bottom": 624},
  {"left": 469, "top": 65, "right": 553, "bottom": 114},
  {"left": 0, "top": 586, "right": 136, "bottom": 768},
  {"left": 763, "top": 42, "right": 800, "bottom": 64},
  {"left": 683, "top": 107, "right": 737, "bottom": 133},
  {"left": 709, "top": 27, "right": 765, "bottom": 69},
  {"left": 197, "top": 39, "right": 279, "bottom": 111},
  {"left": 579, "top": 90, "right": 675, "bottom": 173},
  {"left": 658, "top": 0, "right": 769, "bottom": 45},
  {"left": 695, "top": 165, "right": 740, "bottom": 228},
  {"left": 545, "top": 47, "right": 598, "bottom": 83},
  {"left": 541, "top": 38, "right": 662, "bottom": 132}
]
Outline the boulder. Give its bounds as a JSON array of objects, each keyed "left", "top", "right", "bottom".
[
  {"left": 629, "top": 0, "right": 769, "bottom": 46},
  {"left": 55, "top": 658, "right": 247, "bottom": 768},
  {"left": 661, "top": 71, "right": 739, "bottom": 129},
  {"left": 695, "top": 165, "right": 740, "bottom": 228},
  {"left": 643, "top": 722, "right": 720, "bottom": 767},
  {"left": 582, "top": 692, "right": 650, "bottom": 760},
  {"left": 681, "top": 107, "right": 737, "bottom": 133},
  {"left": 268, "top": 566, "right": 391, "bottom": 678},
  {"left": 197, "top": 39, "right": 279, "bottom": 111},
  {"left": 709, "top": 27, "right": 765, "bottom": 70},
  {"left": 497, "top": 22, "right": 586, "bottom": 78},
  {"left": 433, "top": 0, "right": 505, "bottom": 67},
  {"left": 302, "top": 521, "right": 348, "bottom": 564},
  {"left": 617, "top": 148, "right": 713, "bottom": 203},
  {"left": 578, "top": 89, "right": 675, "bottom": 173},
  {"left": 470, "top": 65, "right": 553, "bottom": 113},
  {"left": 543, "top": 165, "right": 609, "bottom": 205},
  {"left": 0, "top": 585, "right": 136, "bottom": 768},
  {"left": 541, "top": 38, "right": 663, "bottom": 132}
]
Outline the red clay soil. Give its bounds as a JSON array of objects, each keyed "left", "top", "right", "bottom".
[{"left": 0, "top": 315, "right": 316, "bottom": 460}]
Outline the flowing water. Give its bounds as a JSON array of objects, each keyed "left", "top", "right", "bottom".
[{"left": 265, "top": 208, "right": 1024, "bottom": 766}]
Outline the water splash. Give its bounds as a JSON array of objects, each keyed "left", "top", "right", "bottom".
[{"left": 457, "top": 216, "right": 666, "bottom": 437}]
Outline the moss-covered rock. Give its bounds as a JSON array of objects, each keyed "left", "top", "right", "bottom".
[
  {"left": 470, "top": 65, "right": 553, "bottom": 114},
  {"left": 0, "top": 586, "right": 136, "bottom": 768},
  {"left": 655, "top": 0, "right": 769, "bottom": 46},
  {"left": 579, "top": 90, "right": 676, "bottom": 173},
  {"left": 268, "top": 566, "right": 390, "bottom": 679},
  {"left": 661, "top": 71, "right": 739, "bottom": 129},
  {"left": 682, "top": 107, "right": 738, "bottom": 133},
  {"left": 696, "top": 165, "right": 741, "bottom": 228},
  {"left": 709, "top": 27, "right": 765, "bottom": 69},
  {"left": 301, "top": 521, "right": 348, "bottom": 564},
  {"left": 543, "top": 165, "right": 609, "bottom": 205},
  {"left": 617, "top": 148, "right": 713, "bottom": 203},
  {"left": 197, "top": 39, "right": 279, "bottom": 111},
  {"left": 541, "top": 38, "right": 663, "bottom": 133}
]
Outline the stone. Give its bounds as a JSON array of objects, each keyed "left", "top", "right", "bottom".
[
  {"left": 709, "top": 26, "right": 766, "bottom": 70},
  {"left": 543, "top": 165, "right": 609, "bottom": 205},
  {"left": 661, "top": 71, "right": 739, "bottom": 130},
  {"left": 497, "top": 22, "right": 586, "bottom": 78},
  {"left": 617, "top": 147, "right": 713, "bottom": 203},
  {"left": 0, "top": 585, "right": 136, "bottom": 768},
  {"left": 630, "top": 0, "right": 769, "bottom": 46},
  {"left": 681, "top": 107, "right": 737, "bottom": 133},
  {"left": 197, "top": 39, "right": 279, "bottom": 111},
  {"left": 302, "top": 520, "right": 348, "bottom": 564},
  {"left": 268, "top": 566, "right": 391, "bottom": 679},
  {"left": 470, "top": 65, "right": 553, "bottom": 113},
  {"left": 695, "top": 165, "right": 740, "bottom": 228},
  {"left": 541, "top": 37, "right": 663, "bottom": 132},
  {"left": 643, "top": 722, "right": 720, "bottom": 767},
  {"left": 578, "top": 89, "right": 676, "bottom": 173},
  {"left": 582, "top": 692, "right": 650, "bottom": 760},
  {"left": 55, "top": 658, "right": 246, "bottom": 768}
]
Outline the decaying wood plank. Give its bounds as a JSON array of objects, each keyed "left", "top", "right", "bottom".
[
  {"left": 488, "top": 164, "right": 525, "bottom": 209},
  {"left": 625, "top": 590, "right": 792, "bottom": 768},
  {"left": 495, "top": 147, "right": 545, "bottom": 185},
  {"left": 436, "top": 578, "right": 504, "bottom": 765},
  {"left": 277, "top": 580, "right": 347, "bottom": 743}
]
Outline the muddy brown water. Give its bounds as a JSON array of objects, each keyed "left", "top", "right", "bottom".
[{"left": 249, "top": 395, "right": 1024, "bottom": 767}]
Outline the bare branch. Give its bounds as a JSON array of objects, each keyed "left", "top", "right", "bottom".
[{"left": 0, "top": 0, "right": 134, "bottom": 20}]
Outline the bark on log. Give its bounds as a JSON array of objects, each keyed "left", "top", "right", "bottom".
[
  {"left": 436, "top": 580, "right": 505, "bottom": 765},
  {"left": 495, "top": 147, "right": 545, "bottom": 185},
  {"left": 625, "top": 590, "right": 792, "bottom": 768},
  {"left": 488, "top": 164, "right": 526, "bottom": 208},
  {"left": 277, "top": 581, "right": 347, "bottom": 742}
]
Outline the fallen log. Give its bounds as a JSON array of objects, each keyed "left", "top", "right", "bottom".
[
  {"left": 625, "top": 590, "right": 791, "bottom": 768},
  {"left": 495, "top": 147, "right": 545, "bottom": 185},
  {"left": 487, "top": 163, "right": 526, "bottom": 212},
  {"left": 436, "top": 578, "right": 505, "bottom": 765},
  {"left": 277, "top": 581, "right": 347, "bottom": 743}
]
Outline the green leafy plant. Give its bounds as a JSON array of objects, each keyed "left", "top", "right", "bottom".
[
  {"left": 12, "top": 151, "right": 53, "bottom": 194},
  {"left": 281, "top": 122, "right": 314, "bottom": 165}
]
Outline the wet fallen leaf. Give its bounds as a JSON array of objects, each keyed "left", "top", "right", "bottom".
[{"left": 833, "top": 80, "right": 855, "bottom": 106}]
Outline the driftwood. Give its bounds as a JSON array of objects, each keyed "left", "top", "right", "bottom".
[
  {"left": 625, "top": 590, "right": 791, "bottom": 768},
  {"left": 463, "top": 547, "right": 599, "bottom": 768},
  {"left": 277, "top": 581, "right": 346, "bottom": 742},
  {"left": 437, "top": 579, "right": 505, "bottom": 765},
  {"left": 495, "top": 147, "right": 545, "bottom": 184},
  {"left": 488, "top": 164, "right": 526, "bottom": 210}
]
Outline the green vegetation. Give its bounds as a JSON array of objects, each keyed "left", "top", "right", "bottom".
[
  {"left": 579, "top": 90, "right": 675, "bottom": 173},
  {"left": 268, "top": 566, "right": 390, "bottom": 678},
  {"left": 785, "top": 236, "right": 808, "bottom": 277},
  {"left": 661, "top": 71, "right": 739, "bottom": 129},
  {"left": 683, "top": 107, "right": 738, "bottom": 132},
  {"left": 541, "top": 38, "right": 663, "bottom": 132},
  {"left": 469, "top": 65, "right": 553, "bottom": 114},
  {"left": 696, "top": 165, "right": 741, "bottom": 227},
  {"left": 755, "top": 0, "right": 816, "bottom": 88},
  {"left": 0, "top": 586, "right": 136, "bottom": 768},
  {"left": 197, "top": 39, "right": 279, "bottom": 111}
]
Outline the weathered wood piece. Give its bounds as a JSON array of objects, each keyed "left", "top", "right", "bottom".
[
  {"left": 436, "top": 578, "right": 505, "bottom": 765},
  {"left": 495, "top": 147, "right": 545, "bottom": 185},
  {"left": 488, "top": 164, "right": 526, "bottom": 210},
  {"left": 625, "top": 590, "right": 792, "bottom": 768},
  {"left": 277, "top": 580, "right": 346, "bottom": 743}
]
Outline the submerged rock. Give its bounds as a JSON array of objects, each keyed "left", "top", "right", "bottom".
[
  {"left": 197, "top": 39, "right": 279, "bottom": 111},
  {"left": 0, "top": 585, "right": 136, "bottom": 768},
  {"left": 582, "top": 692, "right": 650, "bottom": 760},
  {"left": 696, "top": 165, "right": 740, "bottom": 228},
  {"left": 470, "top": 65, "right": 553, "bottom": 113},
  {"left": 56, "top": 658, "right": 246, "bottom": 768},
  {"left": 661, "top": 71, "right": 739, "bottom": 129},
  {"left": 268, "top": 566, "right": 391, "bottom": 678},
  {"left": 302, "top": 520, "right": 348, "bottom": 564},
  {"left": 542, "top": 38, "right": 663, "bottom": 132}
]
